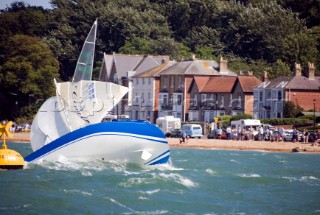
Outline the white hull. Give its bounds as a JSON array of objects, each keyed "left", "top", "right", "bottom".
[{"left": 26, "top": 121, "right": 170, "bottom": 165}]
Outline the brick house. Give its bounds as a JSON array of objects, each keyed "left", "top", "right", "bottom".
[
  {"left": 188, "top": 73, "right": 261, "bottom": 122},
  {"left": 157, "top": 57, "right": 237, "bottom": 122},
  {"left": 253, "top": 63, "right": 320, "bottom": 119}
]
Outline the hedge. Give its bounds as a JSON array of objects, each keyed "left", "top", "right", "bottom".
[{"left": 260, "top": 118, "right": 308, "bottom": 126}]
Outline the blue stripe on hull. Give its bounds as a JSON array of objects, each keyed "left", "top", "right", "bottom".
[{"left": 25, "top": 121, "right": 169, "bottom": 164}]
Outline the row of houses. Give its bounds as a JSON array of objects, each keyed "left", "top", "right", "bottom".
[{"left": 98, "top": 53, "right": 320, "bottom": 124}]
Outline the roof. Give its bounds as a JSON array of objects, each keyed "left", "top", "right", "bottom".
[
  {"left": 255, "top": 76, "right": 292, "bottom": 89},
  {"left": 237, "top": 76, "right": 262, "bottom": 93},
  {"left": 99, "top": 53, "right": 169, "bottom": 81},
  {"left": 159, "top": 60, "right": 237, "bottom": 76},
  {"left": 201, "top": 76, "right": 237, "bottom": 93},
  {"left": 133, "top": 61, "right": 176, "bottom": 78},
  {"left": 286, "top": 76, "right": 320, "bottom": 90},
  {"left": 193, "top": 76, "right": 210, "bottom": 91},
  {"left": 255, "top": 75, "right": 320, "bottom": 91}
]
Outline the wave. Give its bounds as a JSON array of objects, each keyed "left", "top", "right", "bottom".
[
  {"left": 158, "top": 172, "right": 198, "bottom": 188},
  {"left": 237, "top": 173, "right": 261, "bottom": 178},
  {"left": 205, "top": 168, "right": 217, "bottom": 176}
]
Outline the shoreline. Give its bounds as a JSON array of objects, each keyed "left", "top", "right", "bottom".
[{"left": 6, "top": 132, "right": 320, "bottom": 153}]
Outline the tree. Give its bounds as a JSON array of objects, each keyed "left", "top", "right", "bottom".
[
  {"left": 283, "top": 101, "right": 303, "bottom": 118},
  {"left": 268, "top": 59, "right": 291, "bottom": 79},
  {"left": 230, "top": 113, "right": 253, "bottom": 121},
  {"left": 0, "top": 35, "right": 59, "bottom": 120}
]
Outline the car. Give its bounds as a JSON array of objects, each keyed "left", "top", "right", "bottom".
[
  {"left": 307, "top": 132, "right": 318, "bottom": 143},
  {"left": 207, "top": 130, "right": 216, "bottom": 139},
  {"left": 207, "top": 129, "right": 226, "bottom": 139},
  {"left": 170, "top": 129, "right": 182, "bottom": 138},
  {"left": 283, "top": 130, "right": 302, "bottom": 142}
]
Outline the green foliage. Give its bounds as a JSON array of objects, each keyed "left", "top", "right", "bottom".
[
  {"left": 268, "top": 59, "right": 291, "bottom": 79},
  {"left": 230, "top": 113, "right": 253, "bottom": 121},
  {"left": 283, "top": 101, "right": 303, "bottom": 118},
  {"left": 298, "top": 114, "right": 316, "bottom": 120},
  {"left": 194, "top": 46, "right": 216, "bottom": 60},
  {"left": 218, "top": 115, "right": 232, "bottom": 127},
  {"left": 0, "top": 35, "right": 59, "bottom": 120},
  {"left": 260, "top": 118, "right": 308, "bottom": 126}
]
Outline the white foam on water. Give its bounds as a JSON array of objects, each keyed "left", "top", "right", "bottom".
[
  {"left": 237, "top": 173, "right": 261, "bottom": 178},
  {"left": 123, "top": 210, "right": 169, "bottom": 215},
  {"left": 62, "top": 189, "right": 92, "bottom": 196},
  {"left": 138, "top": 196, "right": 149, "bottom": 200},
  {"left": 119, "top": 177, "right": 153, "bottom": 188},
  {"left": 106, "top": 197, "right": 135, "bottom": 212},
  {"left": 283, "top": 176, "right": 319, "bottom": 182},
  {"left": 147, "top": 163, "right": 184, "bottom": 171},
  {"left": 139, "top": 189, "right": 160, "bottom": 195},
  {"left": 158, "top": 172, "right": 198, "bottom": 188},
  {"left": 205, "top": 168, "right": 217, "bottom": 176},
  {"left": 230, "top": 159, "right": 240, "bottom": 164}
]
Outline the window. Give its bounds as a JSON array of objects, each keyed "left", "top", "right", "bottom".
[
  {"left": 272, "top": 90, "right": 276, "bottom": 101},
  {"left": 149, "top": 78, "right": 151, "bottom": 85},
  {"left": 142, "top": 78, "right": 145, "bottom": 85},
  {"left": 201, "top": 94, "right": 206, "bottom": 102},
  {"left": 170, "top": 77, "right": 174, "bottom": 88},
  {"left": 194, "top": 94, "right": 198, "bottom": 106},
  {"left": 163, "top": 94, "right": 168, "bottom": 105},
  {"left": 221, "top": 95, "right": 224, "bottom": 107},
  {"left": 277, "top": 112, "right": 281, "bottom": 118},
  {"left": 237, "top": 94, "right": 241, "bottom": 107},
  {"left": 178, "top": 76, "right": 182, "bottom": 87},
  {"left": 259, "top": 91, "right": 263, "bottom": 101},
  {"left": 141, "top": 92, "right": 144, "bottom": 103},
  {"left": 209, "top": 94, "right": 214, "bottom": 106},
  {"left": 177, "top": 95, "right": 182, "bottom": 105},
  {"left": 267, "top": 91, "right": 271, "bottom": 99},
  {"left": 163, "top": 77, "right": 167, "bottom": 88},
  {"left": 278, "top": 91, "right": 282, "bottom": 101},
  {"left": 229, "top": 94, "right": 233, "bottom": 107},
  {"left": 135, "top": 93, "right": 138, "bottom": 104},
  {"left": 148, "top": 92, "right": 151, "bottom": 104},
  {"left": 136, "top": 78, "right": 139, "bottom": 85}
]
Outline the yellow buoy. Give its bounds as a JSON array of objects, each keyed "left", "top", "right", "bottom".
[{"left": 0, "top": 121, "right": 25, "bottom": 170}]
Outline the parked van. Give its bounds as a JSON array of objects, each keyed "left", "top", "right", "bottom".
[
  {"left": 156, "top": 116, "right": 181, "bottom": 136},
  {"left": 230, "top": 119, "right": 261, "bottom": 130},
  {"left": 182, "top": 124, "right": 203, "bottom": 138}
]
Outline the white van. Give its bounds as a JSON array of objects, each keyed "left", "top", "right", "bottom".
[
  {"left": 231, "top": 119, "right": 261, "bottom": 130},
  {"left": 156, "top": 116, "right": 181, "bottom": 135},
  {"left": 182, "top": 124, "right": 203, "bottom": 138}
]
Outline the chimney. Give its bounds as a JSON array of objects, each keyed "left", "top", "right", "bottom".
[
  {"left": 247, "top": 71, "right": 253, "bottom": 76},
  {"left": 219, "top": 57, "right": 227, "bottom": 72},
  {"left": 262, "top": 71, "right": 268, "bottom": 82},
  {"left": 293, "top": 63, "right": 301, "bottom": 76},
  {"left": 307, "top": 62, "right": 315, "bottom": 80}
]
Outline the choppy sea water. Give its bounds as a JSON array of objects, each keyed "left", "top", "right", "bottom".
[{"left": 1, "top": 142, "right": 320, "bottom": 215}]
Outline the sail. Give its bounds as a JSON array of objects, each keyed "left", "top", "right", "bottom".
[
  {"left": 55, "top": 80, "right": 128, "bottom": 131},
  {"left": 30, "top": 19, "right": 129, "bottom": 151},
  {"left": 72, "top": 20, "right": 97, "bottom": 82}
]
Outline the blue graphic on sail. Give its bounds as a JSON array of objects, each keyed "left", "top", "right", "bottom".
[{"left": 72, "top": 19, "right": 97, "bottom": 82}]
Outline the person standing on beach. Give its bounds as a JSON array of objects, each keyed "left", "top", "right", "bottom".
[
  {"left": 180, "top": 130, "right": 187, "bottom": 144},
  {"left": 259, "top": 126, "right": 264, "bottom": 141},
  {"left": 303, "top": 129, "right": 309, "bottom": 143},
  {"left": 226, "top": 126, "right": 231, "bottom": 140},
  {"left": 292, "top": 127, "right": 298, "bottom": 142}
]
